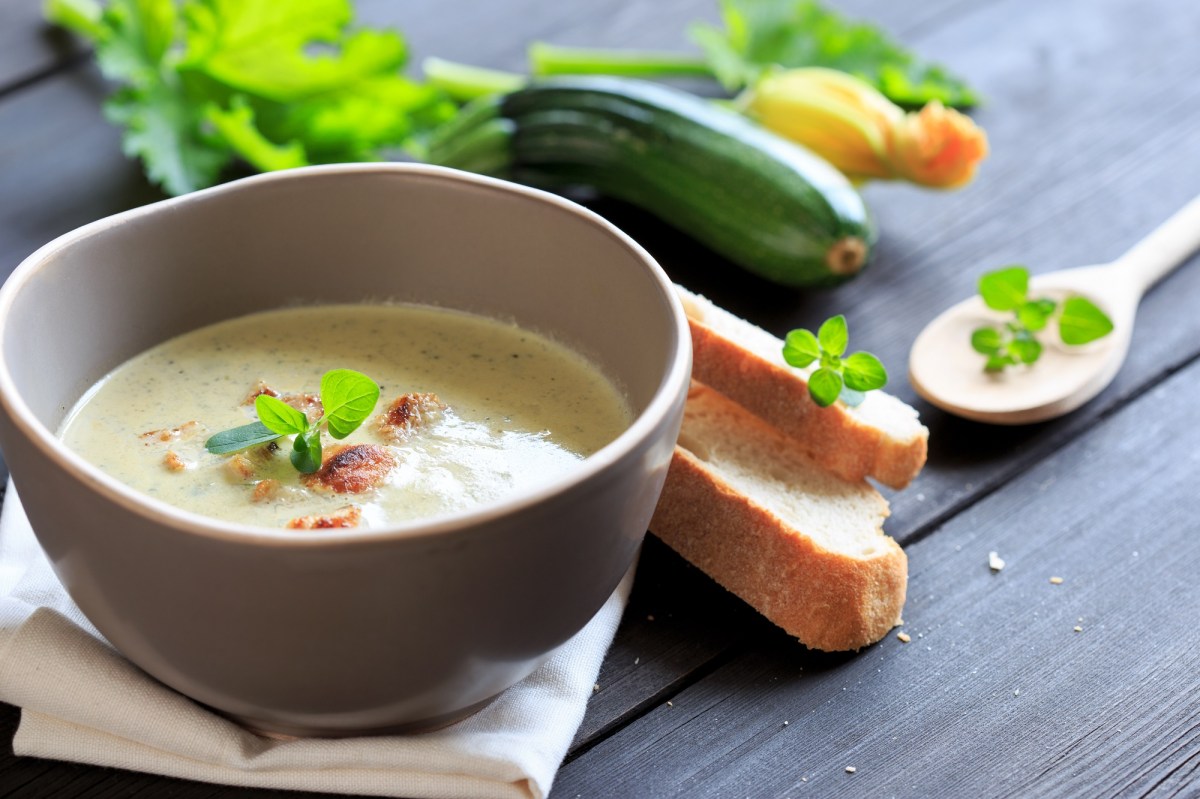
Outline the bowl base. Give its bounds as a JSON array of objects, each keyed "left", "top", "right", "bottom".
[{"left": 223, "top": 692, "right": 503, "bottom": 740}]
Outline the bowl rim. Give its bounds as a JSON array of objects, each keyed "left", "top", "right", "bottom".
[{"left": 0, "top": 163, "right": 692, "bottom": 548}]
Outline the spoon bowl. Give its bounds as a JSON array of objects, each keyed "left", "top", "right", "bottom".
[{"left": 909, "top": 196, "right": 1200, "bottom": 424}]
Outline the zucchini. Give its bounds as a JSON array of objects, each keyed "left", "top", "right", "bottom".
[{"left": 426, "top": 76, "right": 875, "bottom": 287}]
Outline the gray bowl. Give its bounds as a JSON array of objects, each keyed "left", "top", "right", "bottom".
[{"left": 0, "top": 164, "right": 690, "bottom": 736}]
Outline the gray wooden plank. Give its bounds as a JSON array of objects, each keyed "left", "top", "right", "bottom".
[
  {"left": 0, "top": 0, "right": 88, "bottom": 96},
  {"left": 553, "top": 345, "right": 1200, "bottom": 798}
]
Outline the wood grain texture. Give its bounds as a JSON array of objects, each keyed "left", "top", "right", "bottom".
[
  {"left": 1, "top": 0, "right": 1199, "bottom": 796},
  {"left": 554, "top": 354, "right": 1200, "bottom": 798}
]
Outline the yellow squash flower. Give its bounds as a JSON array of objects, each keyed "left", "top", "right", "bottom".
[{"left": 746, "top": 67, "right": 988, "bottom": 189}]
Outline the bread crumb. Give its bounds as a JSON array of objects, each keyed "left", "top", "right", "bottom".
[
  {"left": 897, "top": 632, "right": 911, "bottom": 643},
  {"left": 593, "top": 684, "right": 600, "bottom": 692},
  {"left": 1013, "top": 689, "right": 1020, "bottom": 696},
  {"left": 667, "top": 701, "right": 674, "bottom": 707},
  {"left": 163, "top": 451, "right": 187, "bottom": 472},
  {"left": 634, "top": 657, "right": 640, "bottom": 665},
  {"left": 1050, "top": 576, "right": 1064, "bottom": 585},
  {"left": 783, "top": 720, "right": 790, "bottom": 726},
  {"left": 251, "top": 479, "right": 281, "bottom": 503},
  {"left": 988, "top": 551, "right": 1005, "bottom": 572},
  {"left": 1074, "top": 625, "right": 1083, "bottom": 633},
  {"left": 845, "top": 766, "right": 857, "bottom": 774}
]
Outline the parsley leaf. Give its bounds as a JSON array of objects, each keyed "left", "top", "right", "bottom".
[
  {"left": 690, "top": 0, "right": 979, "bottom": 108},
  {"left": 46, "top": 0, "right": 455, "bottom": 195}
]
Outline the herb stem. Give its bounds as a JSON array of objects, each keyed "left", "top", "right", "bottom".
[
  {"left": 528, "top": 43, "right": 712, "bottom": 79},
  {"left": 422, "top": 57, "right": 526, "bottom": 102}
]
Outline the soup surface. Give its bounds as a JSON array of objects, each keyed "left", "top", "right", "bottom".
[{"left": 60, "top": 304, "right": 632, "bottom": 529}]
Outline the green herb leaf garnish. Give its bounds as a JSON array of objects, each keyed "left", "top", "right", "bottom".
[
  {"left": 782, "top": 315, "right": 888, "bottom": 408},
  {"left": 970, "top": 266, "right": 1114, "bottom": 372},
  {"left": 203, "top": 421, "right": 281, "bottom": 455},
  {"left": 205, "top": 369, "right": 380, "bottom": 473},
  {"left": 689, "top": 0, "right": 980, "bottom": 107},
  {"left": 1059, "top": 296, "right": 1116, "bottom": 345}
]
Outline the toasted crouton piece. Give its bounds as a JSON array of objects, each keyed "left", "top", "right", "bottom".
[
  {"left": 286, "top": 505, "right": 362, "bottom": 530},
  {"left": 302, "top": 444, "right": 396, "bottom": 494},
  {"left": 377, "top": 392, "right": 446, "bottom": 440}
]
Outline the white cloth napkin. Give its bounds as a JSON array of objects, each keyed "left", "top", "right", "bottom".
[{"left": 0, "top": 485, "right": 634, "bottom": 799}]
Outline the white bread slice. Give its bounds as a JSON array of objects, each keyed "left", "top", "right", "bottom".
[
  {"left": 650, "top": 383, "right": 907, "bottom": 652},
  {"left": 676, "top": 285, "right": 928, "bottom": 489}
]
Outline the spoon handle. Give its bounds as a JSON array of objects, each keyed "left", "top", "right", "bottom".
[{"left": 1113, "top": 194, "right": 1200, "bottom": 295}]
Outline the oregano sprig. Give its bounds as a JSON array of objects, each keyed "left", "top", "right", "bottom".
[
  {"left": 971, "top": 266, "right": 1114, "bottom": 372},
  {"left": 204, "top": 369, "right": 381, "bottom": 474},
  {"left": 782, "top": 315, "right": 888, "bottom": 407}
]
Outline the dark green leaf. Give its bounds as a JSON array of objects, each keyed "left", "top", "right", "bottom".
[
  {"left": 978, "top": 266, "right": 1028, "bottom": 312},
  {"left": 205, "top": 421, "right": 280, "bottom": 454},
  {"left": 970, "top": 327, "right": 1003, "bottom": 355},
  {"left": 689, "top": 0, "right": 979, "bottom": 107},
  {"left": 320, "top": 368, "right": 381, "bottom": 439},
  {"left": 782, "top": 328, "right": 820, "bottom": 368},
  {"left": 817, "top": 315, "right": 848, "bottom": 357},
  {"left": 808, "top": 367, "right": 843, "bottom": 407},
  {"left": 1017, "top": 298, "right": 1056, "bottom": 332},
  {"left": 842, "top": 351, "right": 888, "bottom": 391},
  {"left": 1059, "top": 297, "right": 1115, "bottom": 345},
  {"left": 984, "top": 354, "right": 1015, "bottom": 372},
  {"left": 255, "top": 394, "right": 309, "bottom": 435},
  {"left": 1009, "top": 337, "right": 1043, "bottom": 365},
  {"left": 291, "top": 429, "right": 322, "bottom": 473}
]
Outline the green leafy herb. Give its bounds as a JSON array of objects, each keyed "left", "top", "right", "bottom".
[
  {"left": 970, "top": 266, "right": 1114, "bottom": 372},
  {"left": 205, "top": 369, "right": 380, "bottom": 473},
  {"left": 689, "top": 0, "right": 979, "bottom": 108},
  {"left": 782, "top": 315, "right": 888, "bottom": 407},
  {"left": 45, "top": 0, "right": 454, "bottom": 196},
  {"left": 522, "top": 0, "right": 978, "bottom": 109}
]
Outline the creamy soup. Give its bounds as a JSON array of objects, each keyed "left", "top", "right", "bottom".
[{"left": 59, "top": 304, "right": 632, "bottom": 529}]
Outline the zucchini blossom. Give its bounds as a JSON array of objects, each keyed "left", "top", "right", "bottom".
[{"left": 746, "top": 67, "right": 988, "bottom": 189}]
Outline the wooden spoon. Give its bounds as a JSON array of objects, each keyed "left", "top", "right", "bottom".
[{"left": 909, "top": 196, "right": 1200, "bottom": 424}]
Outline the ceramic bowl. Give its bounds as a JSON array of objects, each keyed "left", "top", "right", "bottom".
[{"left": 0, "top": 164, "right": 690, "bottom": 736}]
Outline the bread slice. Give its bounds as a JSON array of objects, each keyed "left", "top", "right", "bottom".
[
  {"left": 650, "top": 383, "right": 907, "bottom": 651},
  {"left": 676, "top": 285, "right": 928, "bottom": 489}
]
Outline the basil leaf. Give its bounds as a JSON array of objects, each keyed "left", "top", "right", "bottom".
[
  {"left": 782, "top": 328, "right": 821, "bottom": 368},
  {"left": 817, "top": 314, "right": 848, "bottom": 357},
  {"left": 985, "top": 354, "right": 1015, "bottom": 372},
  {"left": 843, "top": 352, "right": 888, "bottom": 391},
  {"left": 255, "top": 394, "right": 309, "bottom": 435},
  {"left": 808, "top": 367, "right": 843, "bottom": 407},
  {"left": 979, "top": 266, "right": 1028, "bottom": 312},
  {"left": 320, "top": 368, "right": 381, "bottom": 439},
  {"left": 205, "top": 421, "right": 280, "bottom": 455},
  {"left": 291, "top": 429, "right": 322, "bottom": 474},
  {"left": 1059, "top": 297, "right": 1114, "bottom": 346}
]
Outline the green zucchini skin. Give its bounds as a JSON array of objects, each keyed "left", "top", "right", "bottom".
[{"left": 430, "top": 77, "right": 876, "bottom": 287}]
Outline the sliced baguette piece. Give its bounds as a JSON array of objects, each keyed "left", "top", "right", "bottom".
[
  {"left": 650, "top": 383, "right": 907, "bottom": 652},
  {"left": 676, "top": 285, "right": 928, "bottom": 489}
]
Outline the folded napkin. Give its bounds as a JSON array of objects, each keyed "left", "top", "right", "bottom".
[{"left": 0, "top": 485, "right": 633, "bottom": 799}]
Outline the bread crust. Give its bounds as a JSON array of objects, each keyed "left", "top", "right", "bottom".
[
  {"left": 681, "top": 290, "right": 928, "bottom": 489},
  {"left": 651, "top": 447, "right": 907, "bottom": 651}
]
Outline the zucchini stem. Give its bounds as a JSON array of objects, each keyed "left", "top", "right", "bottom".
[{"left": 529, "top": 43, "right": 712, "bottom": 79}]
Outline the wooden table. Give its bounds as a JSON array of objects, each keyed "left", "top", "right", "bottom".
[{"left": 3, "top": 0, "right": 1199, "bottom": 796}]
